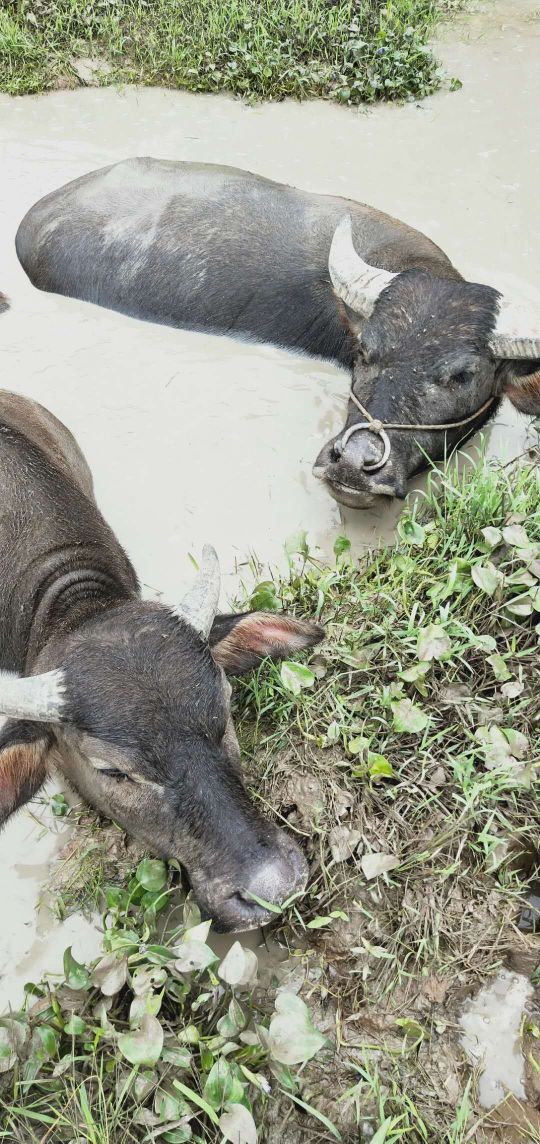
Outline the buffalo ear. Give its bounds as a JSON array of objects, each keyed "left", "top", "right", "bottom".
[
  {"left": 335, "top": 295, "right": 364, "bottom": 338},
  {"left": 504, "top": 363, "right": 540, "bottom": 414},
  {"left": 0, "top": 720, "right": 54, "bottom": 827},
  {"left": 210, "top": 612, "right": 324, "bottom": 675}
]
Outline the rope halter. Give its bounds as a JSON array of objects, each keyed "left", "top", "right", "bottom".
[{"left": 333, "top": 388, "right": 496, "bottom": 473}]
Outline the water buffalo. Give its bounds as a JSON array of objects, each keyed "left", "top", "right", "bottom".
[
  {"left": 0, "top": 327, "right": 322, "bottom": 931},
  {"left": 16, "top": 159, "right": 540, "bottom": 509}
]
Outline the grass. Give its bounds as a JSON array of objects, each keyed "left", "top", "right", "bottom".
[
  {"left": 2, "top": 449, "right": 540, "bottom": 1142},
  {"left": 0, "top": 0, "right": 450, "bottom": 103}
]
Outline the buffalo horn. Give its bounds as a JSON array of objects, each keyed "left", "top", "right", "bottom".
[
  {"left": 0, "top": 669, "right": 66, "bottom": 722},
  {"left": 489, "top": 296, "right": 540, "bottom": 360},
  {"left": 175, "top": 544, "right": 221, "bottom": 639},
  {"left": 328, "top": 214, "right": 397, "bottom": 318}
]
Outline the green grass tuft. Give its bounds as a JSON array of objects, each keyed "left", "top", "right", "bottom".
[{"left": 0, "top": 0, "right": 447, "bottom": 103}]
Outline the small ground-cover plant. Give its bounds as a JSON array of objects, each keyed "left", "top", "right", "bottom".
[
  {"left": 0, "top": 859, "right": 332, "bottom": 1142},
  {"left": 0, "top": 0, "right": 447, "bottom": 102}
]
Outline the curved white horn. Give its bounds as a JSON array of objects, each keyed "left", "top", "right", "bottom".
[
  {"left": 489, "top": 295, "right": 540, "bottom": 360},
  {"left": 328, "top": 214, "right": 397, "bottom": 318},
  {"left": 174, "top": 544, "right": 221, "bottom": 640},
  {"left": 0, "top": 669, "right": 66, "bottom": 722}
]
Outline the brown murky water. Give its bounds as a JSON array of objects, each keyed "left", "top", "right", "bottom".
[
  {"left": 459, "top": 969, "right": 534, "bottom": 1108},
  {"left": 0, "top": 0, "right": 539, "bottom": 1094}
]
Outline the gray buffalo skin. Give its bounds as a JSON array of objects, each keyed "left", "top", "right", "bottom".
[
  {"left": 16, "top": 159, "right": 540, "bottom": 508},
  {"left": 0, "top": 357, "right": 322, "bottom": 930}
]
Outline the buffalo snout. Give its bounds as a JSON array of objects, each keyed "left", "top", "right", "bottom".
[
  {"left": 313, "top": 430, "right": 408, "bottom": 508},
  {"left": 192, "top": 832, "right": 308, "bottom": 933}
]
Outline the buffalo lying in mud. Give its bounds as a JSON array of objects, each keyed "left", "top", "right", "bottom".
[
  {"left": 0, "top": 330, "right": 322, "bottom": 931},
  {"left": 16, "top": 159, "right": 540, "bottom": 509}
]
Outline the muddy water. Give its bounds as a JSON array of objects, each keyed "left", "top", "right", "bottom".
[
  {"left": 459, "top": 970, "right": 534, "bottom": 1108},
  {"left": 0, "top": 0, "right": 539, "bottom": 1013}
]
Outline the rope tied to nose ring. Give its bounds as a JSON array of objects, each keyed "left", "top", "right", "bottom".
[{"left": 334, "top": 388, "right": 496, "bottom": 473}]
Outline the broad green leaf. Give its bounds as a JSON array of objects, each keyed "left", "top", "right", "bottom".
[
  {"left": 487, "top": 653, "right": 512, "bottom": 682},
  {"left": 249, "top": 581, "right": 280, "bottom": 613},
  {"left": 154, "top": 1089, "right": 185, "bottom": 1122},
  {"left": 50, "top": 792, "right": 69, "bottom": 817},
  {"left": 136, "top": 859, "right": 168, "bottom": 892},
  {"left": 333, "top": 535, "right": 351, "bottom": 560},
  {"left": 347, "top": 735, "right": 369, "bottom": 755},
  {"left": 268, "top": 992, "right": 326, "bottom": 1065},
  {"left": 182, "top": 897, "right": 201, "bottom": 930},
  {"left": 64, "top": 1015, "right": 87, "bottom": 1036},
  {"left": 118, "top": 1014, "right": 164, "bottom": 1067},
  {"left": 218, "top": 942, "right": 258, "bottom": 988},
  {"left": 203, "top": 1058, "right": 244, "bottom": 1109},
  {"left": 501, "top": 680, "right": 524, "bottom": 699},
  {"left": 398, "top": 661, "right": 430, "bottom": 682},
  {"left": 131, "top": 966, "right": 168, "bottom": 995},
  {"left": 329, "top": 824, "right": 362, "bottom": 862},
  {"left": 33, "top": 1025, "right": 59, "bottom": 1061},
  {"left": 471, "top": 561, "right": 503, "bottom": 596},
  {"left": 129, "top": 990, "right": 163, "bottom": 1028},
  {"left": 416, "top": 624, "right": 451, "bottom": 662},
  {"left": 217, "top": 1014, "right": 238, "bottom": 1038},
  {"left": 507, "top": 569, "right": 537, "bottom": 587},
  {"left": 280, "top": 661, "right": 315, "bottom": 696},
  {"left": 505, "top": 594, "right": 534, "bottom": 616},
  {"left": 361, "top": 852, "right": 400, "bottom": 880},
  {"left": 306, "top": 912, "right": 348, "bottom": 929},
  {"left": 91, "top": 953, "right": 128, "bottom": 996},
  {"left": 481, "top": 526, "right": 503, "bottom": 548},
  {"left": 368, "top": 754, "right": 394, "bottom": 780},
  {"left": 396, "top": 1017, "right": 426, "bottom": 1045},
  {"left": 174, "top": 941, "right": 218, "bottom": 974},
  {"left": 504, "top": 728, "right": 528, "bottom": 758},
  {"left": 219, "top": 1103, "right": 257, "bottom": 1144},
  {"left": 472, "top": 634, "right": 497, "bottom": 652},
  {"left": 391, "top": 698, "right": 429, "bottom": 734},
  {"left": 183, "top": 919, "right": 212, "bottom": 944},
  {"left": 0, "top": 1028, "right": 17, "bottom": 1074},
  {"left": 178, "top": 1024, "right": 200, "bottom": 1044},
  {"left": 161, "top": 1042, "right": 192, "bottom": 1068},
  {"left": 217, "top": 999, "right": 247, "bottom": 1038},
  {"left": 284, "top": 530, "right": 309, "bottom": 560},
  {"left": 63, "top": 947, "right": 90, "bottom": 991},
  {"left": 475, "top": 726, "right": 529, "bottom": 781},
  {"left": 502, "top": 524, "right": 531, "bottom": 549},
  {"left": 52, "top": 1054, "right": 73, "bottom": 1077},
  {"left": 161, "top": 1129, "right": 192, "bottom": 1143},
  {"left": 397, "top": 517, "right": 425, "bottom": 547}
]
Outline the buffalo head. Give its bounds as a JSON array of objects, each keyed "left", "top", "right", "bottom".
[
  {"left": 0, "top": 548, "right": 323, "bottom": 931},
  {"left": 314, "top": 216, "right": 540, "bottom": 508}
]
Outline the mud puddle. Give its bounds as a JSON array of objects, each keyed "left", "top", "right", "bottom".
[
  {"left": 0, "top": 0, "right": 539, "bottom": 1032},
  {"left": 460, "top": 969, "right": 533, "bottom": 1108}
]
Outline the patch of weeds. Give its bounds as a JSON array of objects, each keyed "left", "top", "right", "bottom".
[
  {"left": 0, "top": 0, "right": 450, "bottom": 103},
  {"left": 0, "top": 862, "right": 336, "bottom": 1143},
  {"left": 232, "top": 452, "right": 540, "bottom": 1132},
  {"left": 48, "top": 810, "right": 145, "bottom": 919}
]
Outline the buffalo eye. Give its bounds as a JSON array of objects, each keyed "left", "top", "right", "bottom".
[
  {"left": 98, "top": 767, "right": 131, "bottom": 782},
  {"left": 451, "top": 369, "right": 474, "bottom": 385}
]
